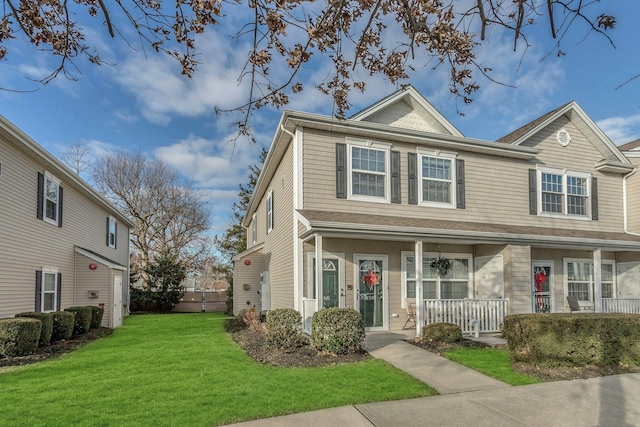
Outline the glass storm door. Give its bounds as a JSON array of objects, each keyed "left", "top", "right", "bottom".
[
  {"left": 356, "top": 256, "right": 387, "bottom": 330},
  {"left": 532, "top": 263, "right": 553, "bottom": 313}
]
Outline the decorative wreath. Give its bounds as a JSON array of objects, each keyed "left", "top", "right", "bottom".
[
  {"left": 363, "top": 269, "right": 380, "bottom": 288},
  {"left": 431, "top": 257, "right": 452, "bottom": 277}
]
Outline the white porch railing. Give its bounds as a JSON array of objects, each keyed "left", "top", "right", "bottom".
[
  {"left": 424, "top": 299, "right": 509, "bottom": 334},
  {"left": 602, "top": 298, "right": 640, "bottom": 314},
  {"left": 302, "top": 298, "right": 316, "bottom": 334}
]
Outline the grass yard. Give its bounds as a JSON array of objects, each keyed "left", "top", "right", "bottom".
[
  {"left": 0, "top": 313, "right": 435, "bottom": 427},
  {"left": 443, "top": 347, "right": 540, "bottom": 386}
]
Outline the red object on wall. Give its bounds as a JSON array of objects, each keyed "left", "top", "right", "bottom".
[
  {"left": 363, "top": 269, "right": 380, "bottom": 288},
  {"left": 534, "top": 269, "right": 547, "bottom": 309},
  {"left": 89, "top": 263, "right": 98, "bottom": 270},
  {"left": 244, "top": 259, "right": 251, "bottom": 266}
]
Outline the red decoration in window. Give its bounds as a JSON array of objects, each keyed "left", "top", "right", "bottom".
[
  {"left": 534, "top": 269, "right": 547, "bottom": 309},
  {"left": 363, "top": 269, "right": 380, "bottom": 288}
]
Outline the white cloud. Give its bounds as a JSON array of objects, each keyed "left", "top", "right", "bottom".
[{"left": 597, "top": 113, "right": 640, "bottom": 145}]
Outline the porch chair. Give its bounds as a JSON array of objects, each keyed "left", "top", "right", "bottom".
[
  {"left": 567, "top": 296, "right": 581, "bottom": 313},
  {"left": 403, "top": 298, "right": 416, "bottom": 330}
]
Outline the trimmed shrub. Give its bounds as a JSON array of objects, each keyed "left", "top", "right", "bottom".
[
  {"left": 311, "top": 308, "right": 365, "bottom": 355},
  {"left": 15, "top": 312, "right": 53, "bottom": 346},
  {"left": 0, "top": 318, "right": 42, "bottom": 357},
  {"left": 422, "top": 322, "right": 463, "bottom": 343},
  {"left": 265, "top": 308, "right": 303, "bottom": 349},
  {"left": 503, "top": 313, "right": 640, "bottom": 367},
  {"left": 51, "top": 311, "right": 75, "bottom": 341},
  {"left": 90, "top": 306, "right": 105, "bottom": 329},
  {"left": 64, "top": 306, "right": 92, "bottom": 336}
]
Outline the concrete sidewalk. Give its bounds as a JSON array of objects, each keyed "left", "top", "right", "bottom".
[{"left": 226, "top": 333, "right": 640, "bottom": 427}]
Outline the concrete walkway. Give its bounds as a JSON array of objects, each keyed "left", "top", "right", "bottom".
[{"left": 227, "top": 332, "right": 640, "bottom": 426}]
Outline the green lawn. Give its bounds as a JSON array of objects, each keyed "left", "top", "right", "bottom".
[
  {"left": 0, "top": 313, "right": 435, "bottom": 427},
  {"left": 443, "top": 347, "right": 540, "bottom": 386}
]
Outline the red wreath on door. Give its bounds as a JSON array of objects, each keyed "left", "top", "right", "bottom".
[
  {"left": 534, "top": 269, "right": 547, "bottom": 309},
  {"left": 363, "top": 269, "right": 380, "bottom": 288}
]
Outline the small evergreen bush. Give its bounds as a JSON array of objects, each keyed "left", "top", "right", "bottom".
[
  {"left": 311, "top": 308, "right": 365, "bottom": 355},
  {"left": 265, "top": 308, "right": 303, "bottom": 348},
  {"left": 65, "top": 306, "right": 92, "bottom": 336},
  {"left": 0, "top": 318, "right": 42, "bottom": 357},
  {"left": 90, "top": 306, "right": 105, "bottom": 329},
  {"left": 51, "top": 311, "right": 75, "bottom": 341},
  {"left": 15, "top": 312, "right": 53, "bottom": 345},
  {"left": 422, "top": 322, "right": 462, "bottom": 343}
]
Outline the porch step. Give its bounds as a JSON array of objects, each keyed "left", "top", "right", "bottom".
[{"left": 367, "top": 340, "right": 510, "bottom": 395}]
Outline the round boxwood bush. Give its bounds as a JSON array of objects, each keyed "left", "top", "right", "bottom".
[
  {"left": 15, "top": 312, "right": 53, "bottom": 346},
  {"left": 265, "top": 308, "right": 304, "bottom": 349},
  {"left": 0, "top": 318, "right": 42, "bottom": 357},
  {"left": 422, "top": 322, "right": 463, "bottom": 343},
  {"left": 311, "top": 308, "right": 365, "bottom": 355},
  {"left": 90, "top": 306, "right": 105, "bottom": 329},
  {"left": 65, "top": 306, "right": 92, "bottom": 335},
  {"left": 51, "top": 311, "right": 75, "bottom": 341}
]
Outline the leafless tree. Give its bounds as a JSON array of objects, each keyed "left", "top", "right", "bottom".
[
  {"left": 92, "top": 151, "right": 212, "bottom": 284},
  {"left": 61, "top": 142, "right": 90, "bottom": 175},
  {"left": 1, "top": 0, "right": 617, "bottom": 136}
]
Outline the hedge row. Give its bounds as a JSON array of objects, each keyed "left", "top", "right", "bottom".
[{"left": 0, "top": 305, "right": 105, "bottom": 358}]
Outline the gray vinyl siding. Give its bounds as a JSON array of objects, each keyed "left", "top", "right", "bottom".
[
  {"left": 234, "top": 250, "right": 265, "bottom": 314},
  {"left": 0, "top": 137, "right": 129, "bottom": 320},
  {"left": 302, "top": 122, "right": 624, "bottom": 233},
  {"left": 261, "top": 143, "right": 295, "bottom": 310},
  {"left": 505, "top": 245, "right": 531, "bottom": 315},
  {"left": 75, "top": 253, "right": 112, "bottom": 327}
]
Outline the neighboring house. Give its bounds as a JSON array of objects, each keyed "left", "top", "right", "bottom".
[
  {"left": 233, "top": 85, "right": 640, "bottom": 335},
  {"left": 619, "top": 139, "right": 640, "bottom": 235},
  {"left": 0, "top": 115, "right": 134, "bottom": 328}
]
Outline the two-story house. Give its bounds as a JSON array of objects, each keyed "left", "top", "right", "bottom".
[
  {"left": 233, "top": 86, "right": 640, "bottom": 335},
  {"left": 0, "top": 115, "right": 134, "bottom": 328}
]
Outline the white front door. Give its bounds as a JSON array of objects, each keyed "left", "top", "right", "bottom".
[
  {"left": 113, "top": 274, "right": 123, "bottom": 328},
  {"left": 354, "top": 255, "right": 388, "bottom": 331},
  {"left": 532, "top": 261, "right": 554, "bottom": 313}
]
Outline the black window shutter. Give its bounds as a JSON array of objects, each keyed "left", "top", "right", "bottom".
[
  {"left": 336, "top": 143, "right": 347, "bottom": 199},
  {"left": 56, "top": 273, "right": 62, "bottom": 311},
  {"left": 456, "top": 159, "right": 465, "bottom": 209},
  {"left": 57, "top": 186, "right": 63, "bottom": 227},
  {"left": 391, "top": 151, "right": 401, "bottom": 204},
  {"left": 37, "top": 172, "right": 44, "bottom": 220},
  {"left": 591, "top": 177, "right": 598, "bottom": 220},
  {"left": 408, "top": 152, "right": 418, "bottom": 205},
  {"left": 106, "top": 217, "right": 110, "bottom": 246},
  {"left": 529, "top": 169, "right": 537, "bottom": 215},
  {"left": 35, "top": 271, "right": 42, "bottom": 312}
]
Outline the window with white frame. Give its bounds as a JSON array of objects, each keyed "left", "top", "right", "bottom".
[
  {"left": 418, "top": 150, "right": 456, "bottom": 207},
  {"left": 266, "top": 190, "right": 274, "bottom": 233},
  {"left": 108, "top": 216, "right": 117, "bottom": 248},
  {"left": 44, "top": 173, "right": 61, "bottom": 225},
  {"left": 348, "top": 140, "right": 390, "bottom": 202},
  {"left": 565, "top": 259, "right": 615, "bottom": 303},
  {"left": 41, "top": 269, "right": 58, "bottom": 312},
  {"left": 538, "top": 168, "right": 590, "bottom": 218},
  {"left": 402, "top": 252, "right": 472, "bottom": 303},
  {"left": 252, "top": 213, "right": 257, "bottom": 244}
]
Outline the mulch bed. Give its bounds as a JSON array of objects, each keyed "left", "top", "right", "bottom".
[{"left": 0, "top": 328, "right": 113, "bottom": 369}]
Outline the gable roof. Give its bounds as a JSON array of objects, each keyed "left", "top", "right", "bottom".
[
  {"left": 349, "top": 85, "right": 464, "bottom": 137},
  {"left": 619, "top": 139, "right": 640, "bottom": 152},
  {"left": 496, "top": 101, "right": 629, "bottom": 164},
  {"left": 0, "top": 115, "right": 134, "bottom": 228},
  {"left": 75, "top": 247, "right": 127, "bottom": 270}
]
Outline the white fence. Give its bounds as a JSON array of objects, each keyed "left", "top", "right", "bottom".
[
  {"left": 302, "top": 298, "right": 316, "bottom": 334},
  {"left": 602, "top": 298, "right": 640, "bottom": 314},
  {"left": 424, "top": 299, "right": 508, "bottom": 334}
]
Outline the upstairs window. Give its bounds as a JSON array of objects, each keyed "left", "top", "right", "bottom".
[
  {"left": 107, "top": 216, "right": 117, "bottom": 248},
  {"left": 344, "top": 140, "right": 391, "bottom": 203},
  {"left": 418, "top": 150, "right": 457, "bottom": 208},
  {"left": 252, "top": 213, "right": 257, "bottom": 244},
  {"left": 37, "top": 172, "right": 63, "bottom": 227},
  {"left": 537, "top": 168, "right": 590, "bottom": 218},
  {"left": 266, "top": 190, "right": 274, "bottom": 233}
]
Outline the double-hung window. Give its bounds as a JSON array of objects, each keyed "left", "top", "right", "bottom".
[
  {"left": 402, "top": 252, "right": 471, "bottom": 304},
  {"left": 565, "top": 259, "right": 615, "bottom": 304},
  {"left": 251, "top": 213, "right": 257, "bottom": 244},
  {"left": 38, "top": 172, "right": 63, "bottom": 226},
  {"left": 266, "top": 190, "right": 274, "bottom": 234},
  {"left": 107, "top": 216, "right": 117, "bottom": 248},
  {"left": 538, "top": 168, "right": 590, "bottom": 218},
  {"left": 37, "top": 268, "right": 60, "bottom": 312},
  {"left": 418, "top": 150, "right": 456, "bottom": 207},
  {"left": 348, "top": 140, "right": 390, "bottom": 202}
]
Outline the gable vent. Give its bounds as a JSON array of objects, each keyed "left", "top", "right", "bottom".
[{"left": 557, "top": 129, "right": 571, "bottom": 147}]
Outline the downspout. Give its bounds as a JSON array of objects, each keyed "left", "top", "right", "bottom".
[{"left": 623, "top": 167, "right": 640, "bottom": 236}]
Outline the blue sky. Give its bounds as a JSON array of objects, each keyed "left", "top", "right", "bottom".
[{"left": 2, "top": 1, "right": 640, "bottom": 239}]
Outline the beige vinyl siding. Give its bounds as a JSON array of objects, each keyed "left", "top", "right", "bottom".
[
  {"left": 262, "top": 142, "right": 295, "bottom": 310},
  {"left": 505, "top": 245, "right": 531, "bottom": 314},
  {"left": 234, "top": 250, "right": 265, "bottom": 314},
  {"left": 302, "top": 124, "right": 624, "bottom": 233},
  {"left": 626, "top": 169, "right": 640, "bottom": 233},
  {"left": 362, "top": 99, "right": 451, "bottom": 134},
  {"left": 0, "top": 138, "right": 129, "bottom": 320},
  {"left": 75, "top": 253, "right": 112, "bottom": 327}
]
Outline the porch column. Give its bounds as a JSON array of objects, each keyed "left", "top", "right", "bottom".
[
  {"left": 315, "top": 234, "right": 323, "bottom": 312},
  {"left": 415, "top": 240, "right": 423, "bottom": 337},
  {"left": 593, "top": 248, "right": 602, "bottom": 312}
]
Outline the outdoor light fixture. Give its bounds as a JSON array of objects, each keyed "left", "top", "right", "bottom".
[
  {"left": 244, "top": 259, "right": 251, "bottom": 265},
  {"left": 89, "top": 263, "right": 98, "bottom": 270}
]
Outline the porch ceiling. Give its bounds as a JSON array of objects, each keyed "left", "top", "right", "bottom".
[{"left": 297, "top": 210, "right": 640, "bottom": 252}]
